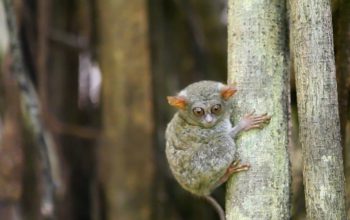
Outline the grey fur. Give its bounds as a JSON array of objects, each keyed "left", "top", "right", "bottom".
[{"left": 165, "top": 81, "right": 236, "bottom": 196}]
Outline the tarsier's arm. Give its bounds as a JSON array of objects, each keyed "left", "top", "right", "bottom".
[
  {"left": 230, "top": 112, "right": 271, "bottom": 139},
  {"left": 215, "top": 111, "right": 272, "bottom": 186}
]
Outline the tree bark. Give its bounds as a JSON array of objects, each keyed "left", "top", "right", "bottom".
[
  {"left": 290, "top": 0, "right": 346, "bottom": 219},
  {"left": 226, "top": 1, "right": 290, "bottom": 219},
  {"left": 96, "top": 0, "right": 154, "bottom": 219}
]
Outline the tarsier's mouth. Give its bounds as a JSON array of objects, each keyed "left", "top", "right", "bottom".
[{"left": 201, "top": 122, "right": 217, "bottom": 129}]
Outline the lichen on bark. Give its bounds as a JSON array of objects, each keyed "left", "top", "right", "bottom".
[
  {"left": 226, "top": 0, "right": 290, "bottom": 219},
  {"left": 289, "top": 0, "right": 346, "bottom": 219}
]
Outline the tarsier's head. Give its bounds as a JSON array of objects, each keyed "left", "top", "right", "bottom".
[{"left": 167, "top": 81, "right": 236, "bottom": 128}]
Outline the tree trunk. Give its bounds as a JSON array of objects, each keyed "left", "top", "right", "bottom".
[
  {"left": 226, "top": 1, "right": 290, "bottom": 219},
  {"left": 96, "top": 0, "right": 154, "bottom": 219},
  {"left": 48, "top": 0, "right": 99, "bottom": 219},
  {"left": 0, "top": 3, "right": 23, "bottom": 219},
  {"left": 0, "top": 54, "right": 24, "bottom": 220},
  {"left": 289, "top": 0, "right": 346, "bottom": 219},
  {"left": 3, "top": 0, "right": 61, "bottom": 218}
]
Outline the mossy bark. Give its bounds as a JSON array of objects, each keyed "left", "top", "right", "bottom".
[
  {"left": 226, "top": 1, "right": 290, "bottom": 219},
  {"left": 97, "top": 0, "right": 154, "bottom": 219},
  {"left": 290, "top": 0, "right": 346, "bottom": 219}
]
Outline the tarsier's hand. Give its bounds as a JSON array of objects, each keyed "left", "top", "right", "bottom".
[
  {"left": 240, "top": 111, "right": 271, "bottom": 131},
  {"left": 230, "top": 111, "right": 271, "bottom": 138}
]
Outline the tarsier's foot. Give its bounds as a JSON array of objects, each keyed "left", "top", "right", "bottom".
[
  {"left": 218, "top": 160, "right": 250, "bottom": 185},
  {"left": 241, "top": 111, "right": 271, "bottom": 131},
  {"left": 228, "top": 160, "right": 250, "bottom": 173}
]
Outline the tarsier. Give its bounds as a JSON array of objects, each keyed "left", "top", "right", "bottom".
[{"left": 165, "top": 81, "right": 271, "bottom": 220}]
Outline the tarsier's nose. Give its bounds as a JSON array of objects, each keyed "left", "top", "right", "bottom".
[{"left": 205, "top": 114, "right": 213, "bottom": 123}]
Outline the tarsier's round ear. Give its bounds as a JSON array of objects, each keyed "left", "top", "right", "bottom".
[
  {"left": 167, "top": 96, "right": 187, "bottom": 109},
  {"left": 220, "top": 85, "right": 237, "bottom": 101}
]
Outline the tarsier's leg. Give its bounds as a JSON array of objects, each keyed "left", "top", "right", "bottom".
[
  {"left": 230, "top": 111, "right": 271, "bottom": 138},
  {"left": 215, "top": 160, "right": 250, "bottom": 187}
]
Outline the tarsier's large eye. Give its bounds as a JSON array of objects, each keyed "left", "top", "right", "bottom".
[
  {"left": 192, "top": 107, "right": 205, "bottom": 117},
  {"left": 211, "top": 104, "right": 222, "bottom": 115}
]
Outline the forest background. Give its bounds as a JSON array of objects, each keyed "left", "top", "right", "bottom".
[{"left": 0, "top": 0, "right": 349, "bottom": 219}]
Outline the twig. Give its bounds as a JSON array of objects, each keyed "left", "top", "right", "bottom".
[
  {"left": 46, "top": 113, "right": 101, "bottom": 139},
  {"left": 49, "top": 29, "right": 88, "bottom": 50}
]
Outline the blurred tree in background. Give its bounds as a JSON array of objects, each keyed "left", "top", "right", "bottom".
[{"left": 0, "top": 0, "right": 349, "bottom": 219}]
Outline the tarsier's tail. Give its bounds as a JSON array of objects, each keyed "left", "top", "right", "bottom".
[{"left": 204, "top": 195, "right": 225, "bottom": 220}]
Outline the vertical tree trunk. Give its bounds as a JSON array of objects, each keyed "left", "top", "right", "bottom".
[
  {"left": 48, "top": 0, "right": 99, "bottom": 219},
  {"left": 290, "top": 0, "right": 346, "bottom": 219},
  {"left": 3, "top": 0, "right": 60, "bottom": 219},
  {"left": 0, "top": 3, "right": 23, "bottom": 219},
  {"left": 97, "top": 0, "right": 154, "bottom": 219},
  {"left": 0, "top": 54, "right": 23, "bottom": 220},
  {"left": 226, "top": 1, "right": 290, "bottom": 219}
]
